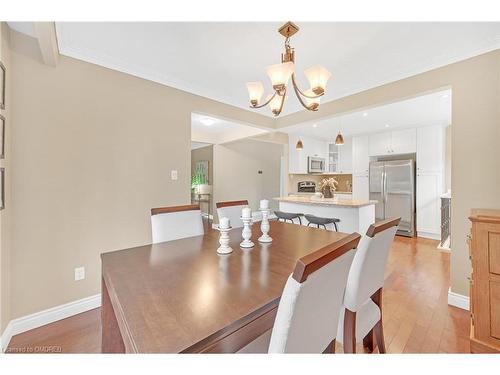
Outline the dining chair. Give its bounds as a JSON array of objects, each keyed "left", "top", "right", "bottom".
[
  {"left": 216, "top": 200, "right": 249, "bottom": 229},
  {"left": 150, "top": 204, "right": 204, "bottom": 244},
  {"left": 238, "top": 232, "right": 361, "bottom": 353},
  {"left": 336, "top": 217, "right": 401, "bottom": 354}
]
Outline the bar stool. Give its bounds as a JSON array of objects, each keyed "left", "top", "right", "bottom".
[
  {"left": 274, "top": 210, "right": 303, "bottom": 225},
  {"left": 304, "top": 214, "right": 340, "bottom": 232}
]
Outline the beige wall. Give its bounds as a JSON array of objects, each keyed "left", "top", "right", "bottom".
[
  {"left": 0, "top": 23, "right": 12, "bottom": 332},
  {"left": 445, "top": 125, "right": 452, "bottom": 191},
  {"left": 213, "top": 139, "right": 284, "bottom": 221},
  {"left": 7, "top": 30, "right": 273, "bottom": 320},
  {"left": 277, "top": 50, "right": 500, "bottom": 296}
]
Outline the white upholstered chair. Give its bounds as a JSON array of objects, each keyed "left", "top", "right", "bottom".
[
  {"left": 216, "top": 200, "right": 249, "bottom": 229},
  {"left": 337, "top": 217, "right": 400, "bottom": 353},
  {"left": 238, "top": 233, "right": 361, "bottom": 353},
  {"left": 150, "top": 204, "right": 204, "bottom": 244}
]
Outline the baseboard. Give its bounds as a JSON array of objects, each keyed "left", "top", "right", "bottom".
[
  {"left": 448, "top": 288, "right": 470, "bottom": 311},
  {"left": 1, "top": 293, "right": 101, "bottom": 352},
  {"left": 417, "top": 231, "right": 441, "bottom": 240}
]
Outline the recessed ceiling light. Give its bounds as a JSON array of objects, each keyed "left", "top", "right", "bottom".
[
  {"left": 312, "top": 124, "right": 318, "bottom": 128},
  {"left": 385, "top": 124, "right": 390, "bottom": 128},
  {"left": 362, "top": 113, "right": 368, "bottom": 117},
  {"left": 201, "top": 117, "right": 215, "bottom": 126}
]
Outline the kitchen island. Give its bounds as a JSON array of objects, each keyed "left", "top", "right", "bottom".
[{"left": 274, "top": 195, "right": 376, "bottom": 234}]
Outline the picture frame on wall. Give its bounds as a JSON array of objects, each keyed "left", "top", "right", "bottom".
[
  {"left": 0, "top": 61, "right": 5, "bottom": 109},
  {"left": 0, "top": 114, "right": 4, "bottom": 159},
  {"left": 0, "top": 167, "right": 4, "bottom": 210}
]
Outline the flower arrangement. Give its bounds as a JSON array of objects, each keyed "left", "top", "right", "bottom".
[{"left": 318, "top": 177, "right": 338, "bottom": 198}]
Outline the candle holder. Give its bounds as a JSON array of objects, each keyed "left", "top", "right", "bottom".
[
  {"left": 240, "top": 216, "right": 255, "bottom": 248},
  {"left": 258, "top": 209, "right": 273, "bottom": 243},
  {"left": 217, "top": 226, "right": 233, "bottom": 255}
]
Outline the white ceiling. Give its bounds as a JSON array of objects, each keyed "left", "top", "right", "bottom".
[
  {"left": 191, "top": 113, "right": 268, "bottom": 144},
  {"left": 191, "top": 141, "right": 211, "bottom": 150},
  {"left": 283, "top": 89, "right": 452, "bottom": 140},
  {"left": 54, "top": 22, "right": 500, "bottom": 116}
]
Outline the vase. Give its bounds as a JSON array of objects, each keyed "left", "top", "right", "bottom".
[{"left": 322, "top": 186, "right": 334, "bottom": 198}]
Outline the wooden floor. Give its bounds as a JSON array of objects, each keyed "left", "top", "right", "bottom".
[{"left": 6, "top": 235, "right": 470, "bottom": 354}]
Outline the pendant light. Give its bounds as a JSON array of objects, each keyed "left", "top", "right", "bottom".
[
  {"left": 296, "top": 139, "right": 304, "bottom": 150},
  {"left": 335, "top": 118, "right": 345, "bottom": 146}
]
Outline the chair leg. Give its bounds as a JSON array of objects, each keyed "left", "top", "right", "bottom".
[
  {"left": 323, "top": 339, "right": 336, "bottom": 353},
  {"left": 363, "top": 329, "right": 375, "bottom": 353},
  {"left": 343, "top": 309, "right": 356, "bottom": 353},
  {"left": 370, "top": 288, "right": 386, "bottom": 353},
  {"left": 333, "top": 222, "right": 338, "bottom": 232},
  {"left": 298, "top": 216, "right": 302, "bottom": 225}
]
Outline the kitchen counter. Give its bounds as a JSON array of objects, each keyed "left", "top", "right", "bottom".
[
  {"left": 274, "top": 196, "right": 376, "bottom": 234},
  {"left": 276, "top": 196, "right": 375, "bottom": 208}
]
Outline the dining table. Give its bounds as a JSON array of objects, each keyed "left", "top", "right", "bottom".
[{"left": 100, "top": 220, "right": 349, "bottom": 353}]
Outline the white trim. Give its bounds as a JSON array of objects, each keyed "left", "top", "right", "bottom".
[
  {"left": 417, "top": 231, "right": 441, "bottom": 240},
  {"left": 448, "top": 288, "right": 470, "bottom": 311},
  {"left": 1, "top": 293, "right": 101, "bottom": 352}
]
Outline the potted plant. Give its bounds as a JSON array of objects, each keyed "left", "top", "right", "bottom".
[{"left": 318, "top": 177, "right": 339, "bottom": 198}]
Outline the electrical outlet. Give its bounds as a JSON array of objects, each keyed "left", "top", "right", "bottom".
[
  {"left": 171, "top": 170, "right": 178, "bottom": 180},
  {"left": 74, "top": 267, "right": 85, "bottom": 281}
]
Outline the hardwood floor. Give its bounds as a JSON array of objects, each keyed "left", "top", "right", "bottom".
[{"left": 6, "top": 236, "right": 470, "bottom": 354}]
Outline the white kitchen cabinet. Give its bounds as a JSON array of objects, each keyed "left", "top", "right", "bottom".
[
  {"left": 352, "top": 135, "right": 370, "bottom": 176},
  {"left": 327, "top": 137, "right": 352, "bottom": 174},
  {"left": 417, "top": 126, "right": 444, "bottom": 172},
  {"left": 391, "top": 128, "right": 416, "bottom": 154},
  {"left": 352, "top": 175, "right": 369, "bottom": 201},
  {"left": 369, "top": 129, "right": 416, "bottom": 156},
  {"left": 416, "top": 172, "right": 443, "bottom": 238}
]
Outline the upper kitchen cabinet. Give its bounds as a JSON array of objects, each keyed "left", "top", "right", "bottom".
[
  {"left": 327, "top": 137, "right": 352, "bottom": 174},
  {"left": 352, "top": 135, "right": 370, "bottom": 176},
  {"left": 417, "top": 126, "right": 444, "bottom": 172},
  {"left": 369, "top": 128, "right": 416, "bottom": 156}
]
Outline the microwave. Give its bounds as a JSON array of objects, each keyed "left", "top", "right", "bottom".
[{"left": 308, "top": 156, "right": 325, "bottom": 173}]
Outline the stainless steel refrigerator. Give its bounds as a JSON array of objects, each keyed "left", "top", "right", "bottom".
[{"left": 369, "top": 159, "right": 415, "bottom": 237}]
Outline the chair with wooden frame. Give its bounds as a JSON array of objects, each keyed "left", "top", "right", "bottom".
[
  {"left": 150, "top": 204, "right": 204, "bottom": 244},
  {"left": 216, "top": 200, "right": 249, "bottom": 229},
  {"left": 336, "top": 217, "right": 401, "bottom": 353},
  {"left": 238, "top": 233, "right": 361, "bottom": 353}
]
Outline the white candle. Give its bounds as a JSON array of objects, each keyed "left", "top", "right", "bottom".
[
  {"left": 219, "top": 217, "right": 230, "bottom": 229},
  {"left": 242, "top": 207, "right": 252, "bottom": 219},
  {"left": 260, "top": 199, "right": 269, "bottom": 210}
]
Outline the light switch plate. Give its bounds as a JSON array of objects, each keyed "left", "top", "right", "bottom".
[
  {"left": 74, "top": 267, "right": 85, "bottom": 281},
  {"left": 171, "top": 170, "right": 178, "bottom": 180}
]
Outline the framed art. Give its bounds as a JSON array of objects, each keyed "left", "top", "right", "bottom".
[
  {"left": 0, "top": 167, "right": 4, "bottom": 210},
  {"left": 0, "top": 114, "right": 4, "bottom": 159},
  {"left": 0, "top": 61, "right": 5, "bottom": 110}
]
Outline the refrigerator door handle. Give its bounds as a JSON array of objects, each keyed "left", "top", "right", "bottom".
[
  {"left": 381, "top": 169, "right": 385, "bottom": 204},
  {"left": 383, "top": 170, "right": 388, "bottom": 205}
]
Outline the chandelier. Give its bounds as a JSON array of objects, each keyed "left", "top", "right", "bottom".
[{"left": 246, "top": 22, "right": 332, "bottom": 117}]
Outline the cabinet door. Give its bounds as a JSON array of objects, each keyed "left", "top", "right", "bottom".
[
  {"left": 391, "top": 128, "right": 416, "bottom": 154},
  {"left": 328, "top": 143, "right": 340, "bottom": 173},
  {"left": 369, "top": 132, "right": 390, "bottom": 156},
  {"left": 416, "top": 172, "right": 442, "bottom": 235},
  {"left": 417, "top": 126, "right": 444, "bottom": 172},
  {"left": 353, "top": 135, "right": 370, "bottom": 175},
  {"left": 353, "top": 175, "right": 369, "bottom": 201},
  {"left": 339, "top": 137, "right": 352, "bottom": 174}
]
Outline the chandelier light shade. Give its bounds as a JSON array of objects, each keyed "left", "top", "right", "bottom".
[
  {"left": 304, "top": 65, "right": 332, "bottom": 95},
  {"left": 246, "top": 21, "right": 331, "bottom": 116},
  {"left": 265, "top": 62, "right": 294, "bottom": 90},
  {"left": 296, "top": 139, "right": 304, "bottom": 150},
  {"left": 246, "top": 82, "right": 265, "bottom": 106},
  {"left": 303, "top": 88, "right": 321, "bottom": 110}
]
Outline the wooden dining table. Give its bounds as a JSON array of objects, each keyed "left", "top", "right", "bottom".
[{"left": 100, "top": 220, "right": 349, "bottom": 353}]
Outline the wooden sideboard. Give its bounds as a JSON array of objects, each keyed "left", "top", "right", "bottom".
[{"left": 469, "top": 209, "right": 500, "bottom": 353}]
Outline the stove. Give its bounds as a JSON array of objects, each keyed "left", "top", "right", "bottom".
[{"left": 298, "top": 181, "right": 316, "bottom": 193}]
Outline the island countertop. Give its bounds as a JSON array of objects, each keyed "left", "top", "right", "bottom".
[{"left": 274, "top": 196, "right": 377, "bottom": 208}]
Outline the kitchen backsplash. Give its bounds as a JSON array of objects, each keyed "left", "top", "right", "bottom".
[{"left": 288, "top": 174, "right": 353, "bottom": 193}]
